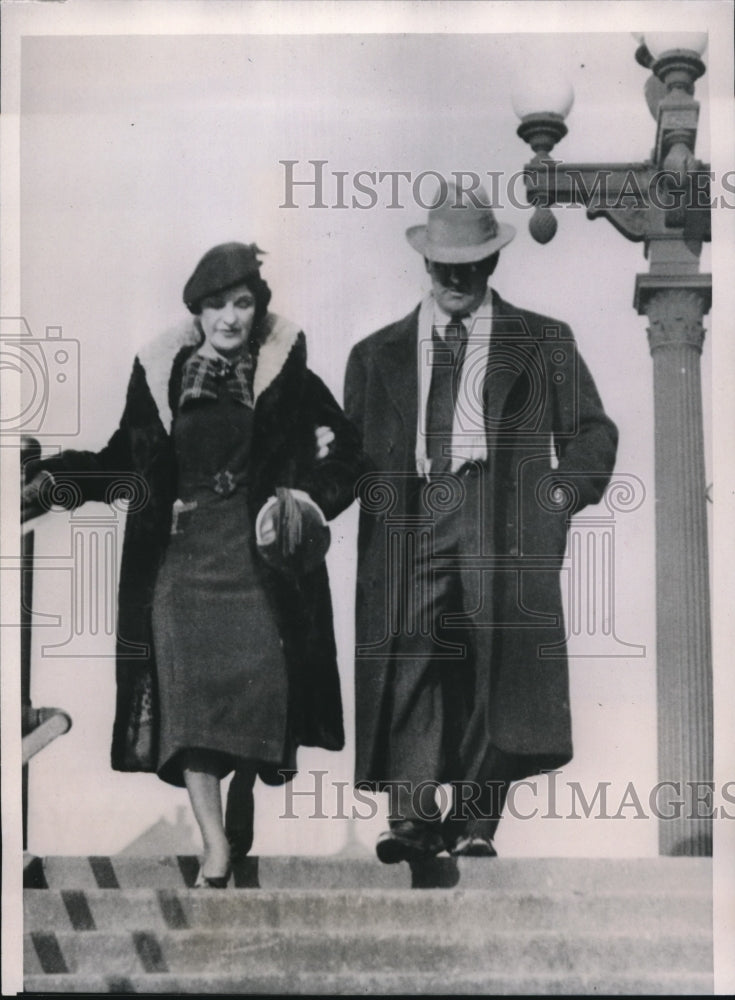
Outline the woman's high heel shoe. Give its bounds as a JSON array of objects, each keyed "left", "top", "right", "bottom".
[
  {"left": 195, "top": 843, "right": 232, "bottom": 888},
  {"left": 194, "top": 867, "right": 231, "bottom": 889}
]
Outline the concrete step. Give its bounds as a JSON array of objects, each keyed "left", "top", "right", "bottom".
[
  {"left": 24, "top": 886, "right": 712, "bottom": 936},
  {"left": 25, "top": 854, "right": 714, "bottom": 892},
  {"left": 22, "top": 970, "right": 715, "bottom": 995},
  {"left": 22, "top": 856, "right": 714, "bottom": 995},
  {"left": 25, "top": 927, "right": 712, "bottom": 977}
]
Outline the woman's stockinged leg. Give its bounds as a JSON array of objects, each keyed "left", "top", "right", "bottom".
[{"left": 182, "top": 749, "right": 231, "bottom": 881}]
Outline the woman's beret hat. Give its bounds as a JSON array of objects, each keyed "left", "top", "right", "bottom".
[{"left": 183, "top": 242, "right": 266, "bottom": 312}]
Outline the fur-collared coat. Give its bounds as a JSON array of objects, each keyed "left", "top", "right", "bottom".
[
  {"left": 344, "top": 292, "right": 618, "bottom": 786},
  {"left": 35, "top": 314, "right": 364, "bottom": 776}
]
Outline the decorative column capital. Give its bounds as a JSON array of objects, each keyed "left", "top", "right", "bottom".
[
  {"left": 646, "top": 289, "right": 706, "bottom": 353},
  {"left": 633, "top": 273, "right": 711, "bottom": 354}
]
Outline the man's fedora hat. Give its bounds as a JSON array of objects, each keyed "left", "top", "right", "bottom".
[{"left": 406, "top": 183, "right": 516, "bottom": 264}]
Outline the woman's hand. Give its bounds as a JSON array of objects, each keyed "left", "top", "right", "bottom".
[
  {"left": 21, "top": 470, "right": 55, "bottom": 523},
  {"left": 315, "top": 425, "right": 335, "bottom": 460},
  {"left": 257, "top": 500, "right": 279, "bottom": 546},
  {"left": 256, "top": 488, "right": 327, "bottom": 549},
  {"left": 257, "top": 489, "right": 308, "bottom": 550}
]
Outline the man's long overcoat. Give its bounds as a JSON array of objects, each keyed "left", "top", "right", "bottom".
[{"left": 344, "top": 292, "right": 618, "bottom": 785}]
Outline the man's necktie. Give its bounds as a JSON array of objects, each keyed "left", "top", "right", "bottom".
[{"left": 426, "top": 318, "right": 468, "bottom": 473}]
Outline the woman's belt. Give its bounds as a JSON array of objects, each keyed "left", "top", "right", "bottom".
[{"left": 170, "top": 468, "right": 248, "bottom": 535}]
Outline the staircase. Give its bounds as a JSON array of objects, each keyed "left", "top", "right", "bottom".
[{"left": 23, "top": 855, "right": 712, "bottom": 994}]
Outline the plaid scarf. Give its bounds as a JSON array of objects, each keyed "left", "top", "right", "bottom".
[{"left": 178, "top": 350, "right": 254, "bottom": 409}]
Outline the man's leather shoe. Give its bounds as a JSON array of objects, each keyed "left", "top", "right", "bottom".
[
  {"left": 449, "top": 832, "right": 497, "bottom": 857},
  {"left": 440, "top": 817, "right": 467, "bottom": 855},
  {"left": 375, "top": 820, "right": 444, "bottom": 864}
]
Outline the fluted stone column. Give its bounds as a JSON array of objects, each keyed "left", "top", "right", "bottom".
[{"left": 640, "top": 284, "right": 712, "bottom": 856}]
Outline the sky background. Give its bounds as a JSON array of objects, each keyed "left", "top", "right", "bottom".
[{"left": 4, "top": 4, "right": 731, "bottom": 865}]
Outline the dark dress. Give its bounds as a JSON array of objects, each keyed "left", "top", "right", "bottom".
[{"left": 153, "top": 378, "right": 290, "bottom": 787}]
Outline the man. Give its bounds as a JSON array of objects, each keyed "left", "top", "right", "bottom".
[{"left": 344, "top": 184, "right": 618, "bottom": 862}]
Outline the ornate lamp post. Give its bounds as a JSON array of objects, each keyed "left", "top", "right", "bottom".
[{"left": 513, "top": 34, "right": 712, "bottom": 857}]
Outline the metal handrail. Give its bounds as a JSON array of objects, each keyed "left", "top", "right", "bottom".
[{"left": 22, "top": 707, "right": 73, "bottom": 765}]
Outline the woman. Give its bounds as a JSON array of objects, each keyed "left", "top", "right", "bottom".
[{"left": 23, "top": 242, "right": 364, "bottom": 885}]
